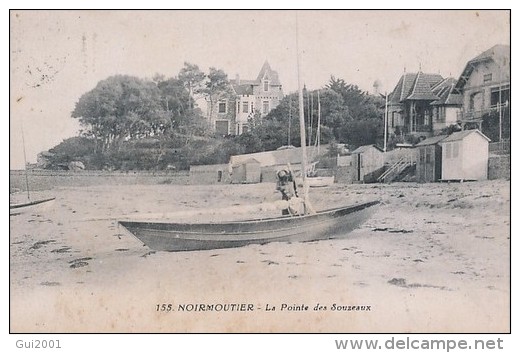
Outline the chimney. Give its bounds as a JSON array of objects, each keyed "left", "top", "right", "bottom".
[{"left": 235, "top": 74, "right": 240, "bottom": 85}]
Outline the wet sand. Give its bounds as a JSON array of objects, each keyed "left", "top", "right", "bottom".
[{"left": 9, "top": 180, "right": 510, "bottom": 332}]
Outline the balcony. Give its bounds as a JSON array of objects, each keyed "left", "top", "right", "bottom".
[
  {"left": 397, "top": 124, "right": 431, "bottom": 135},
  {"left": 413, "top": 125, "right": 432, "bottom": 133},
  {"left": 457, "top": 103, "right": 509, "bottom": 122}
]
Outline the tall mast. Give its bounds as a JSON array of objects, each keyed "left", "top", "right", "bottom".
[
  {"left": 384, "top": 92, "right": 388, "bottom": 152},
  {"left": 316, "top": 90, "right": 321, "bottom": 156},
  {"left": 498, "top": 70, "right": 502, "bottom": 141},
  {"left": 20, "top": 120, "right": 31, "bottom": 201},
  {"left": 288, "top": 95, "right": 292, "bottom": 146},
  {"left": 295, "top": 12, "right": 309, "bottom": 199},
  {"left": 309, "top": 91, "right": 313, "bottom": 149}
]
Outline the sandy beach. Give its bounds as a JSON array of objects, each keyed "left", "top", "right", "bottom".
[{"left": 9, "top": 179, "right": 510, "bottom": 333}]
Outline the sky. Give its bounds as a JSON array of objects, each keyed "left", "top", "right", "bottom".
[{"left": 8, "top": 10, "right": 510, "bottom": 169}]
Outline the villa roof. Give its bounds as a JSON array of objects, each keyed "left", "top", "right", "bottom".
[
  {"left": 255, "top": 61, "right": 282, "bottom": 86},
  {"left": 389, "top": 72, "right": 444, "bottom": 103},
  {"left": 230, "top": 61, "right": 282, "bottom": 95},
  {"left": 431, "top": 78, "right": 462, "bottom": 106},
  {"left": 454, "top": 44, "right": 510, "bottom": 92}
]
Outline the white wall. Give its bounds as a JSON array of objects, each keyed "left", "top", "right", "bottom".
[
  {"left": 445, "top": 106, "right": 459, "bottom": 125},
  {"left": 441, "top": 141, "right": 462, "bottom": 180},
  {"left": 442, "top": 132, "right": 489, "bottom": 180},
  {"left": 462, "top": 133, "right": 489, "bottom": 180}
]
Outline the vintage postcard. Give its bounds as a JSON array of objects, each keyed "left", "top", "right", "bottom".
[{"left": 9, "top": 10, "right": 510, "bottom": 335}]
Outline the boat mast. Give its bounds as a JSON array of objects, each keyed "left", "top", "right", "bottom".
[
  {"left": 296, "top": 12, "right": 310, "bottom": 208},
  {"left": 384, "top": 91, "right": 388, "bottom": 152},
  {"left": 309, "top": 91, "right": 313, "bottom": 150},
  {"left": 20, "top": 120, "right": 31, "bottom": 201},
  {"left": 288, "top": 95, "right": 292, "bottom": 146},
  {"left": 315, "top": 90, "right": 321, "bottom": 156}
]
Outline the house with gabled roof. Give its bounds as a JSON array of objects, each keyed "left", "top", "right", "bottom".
[
  {"left": 212, "top": 61, "right": 284, "bottom": 136},
  {"left": 453, "top": 44, "right": 510, "bottom": 135},
  {"left": 387, "top": 72, "right": 462, "bottom": 139},
  {"left": 430, "top": 78, "right": 463, "bottom": 132}
]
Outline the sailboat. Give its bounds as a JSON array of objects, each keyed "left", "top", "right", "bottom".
[
  {"left": 10, "top": 122, "right": 55, "bottom": 216},
  {"left": 117, "top": 14, "right": 379, "bottom": 251},
  {"left": 10, "top": 196, "right": 56, "bottom": 216}
]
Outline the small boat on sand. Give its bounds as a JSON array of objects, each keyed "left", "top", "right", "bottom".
[
  {"left": 9, "top": 197, "right": 56, "bottom": 216},
  {"left": 307, "top": 176, "right": 335, "bottom": 187},
  {"left": 11, "top": 120, "right": 55, "bottom": 216},
  {"left": 119, "top": 16, "right": 379, "bottom": 252},
  {"left": 119, "top": 201, "right": 378, "bottom": 252}
]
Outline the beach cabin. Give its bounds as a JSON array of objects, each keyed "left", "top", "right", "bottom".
[
  {"left": 189, "top": 164, "right": 230, "bottom": 184},
  {"left": 439, "top": 130, "right": 490, "bottom": 181},
  {"left": 351, "top": 145, "right": 384, "bottom": 183},
  {"left": 415, "top": 135, "right": 447, "bottom": 183},
  {"left": 229, "top": 145, "right": 327, "bottom": 183},
  {"left": 231, "top": 158, "right": 262, "bottom": 184}
]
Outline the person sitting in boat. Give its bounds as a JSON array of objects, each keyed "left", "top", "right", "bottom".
[{"left": 276, "top": 168, "right": 304, "bottom": 215}]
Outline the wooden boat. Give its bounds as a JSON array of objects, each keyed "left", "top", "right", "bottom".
[
  {"left": 119, "top": 15, "right": 379, "bottom": 252},
  {"left": 9, "top": 197, "right": 55, "bottom": 216},
  {"left": 296, "top": 175, "right": 334, "bottom": 188},
  {"left": 119, "top": 201, "right": 378, "bottom": 252},
  {"left": 11, "top": 121, "right": 55, "bottom": 216},
  {"left": 307, "top": 176, "right": 335, "bottom": 188}
]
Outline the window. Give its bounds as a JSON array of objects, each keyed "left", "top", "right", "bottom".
[
  {"left": 242, "top": 124, "right": 249, "bottom": 134},
  {"left": 491, "top": 85, "right": 510, "bottom": 108},
  {"left": 262, "top": 100, "right": 270, "bottom": 115},
  {"left": 391, "top": 112, "right": 395, "bottom": 128},
  {"left": 242, "top": 102, "right": 249, "bottom": 113},
  {"left": 426, "top": 152, "right": 431, "bottom": 164},
  {"left": 218, "top": 101, "right": 227, "bottom": 114},
  {"left": 436, "top": 107, "right": 446, "bottom": 122},
  {"left": 483, "top": 73, "right": 492, "bottom": 83},
  {"left": 263, "top": 80, "right": 269, "bottom": 92},
  {"left": 419, "top": 149, "right": 425, "bottom": 163}
]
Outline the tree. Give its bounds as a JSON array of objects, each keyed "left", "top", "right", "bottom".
[
  {"left": 156, "top": 77, "right": 194, "bottom": 132},
  {"left": 72, "top": 75, "right": 166, "bottom": 152},
  {"left": 45, "top": 136, "right": 97, "bottom": 169},
  {"left": 178, "top": 62, "right": 206, "bottom": 109},
  {"left": 260, "top": 92, "right": 301, "bottom": 147},
  {"left": 311, "top": 89, "right": 350, "bottom": 141},
  {"left": 202, "top": 67, "right": 233, "bottom": 129},
  {"left": 326, "top": 76, "right": 367, "bottom": 119},
  {"left": 325, "top": 76, "right": 384, "bottom": 147},
  {"left": 340, "top": 119, "right": 383, "bottom": 148}
]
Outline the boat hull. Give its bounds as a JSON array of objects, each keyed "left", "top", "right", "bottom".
[
  {"left": 307, "top": 176, "right": 335, "bottom": 187},
  {"left": 9, "top": 197, "right": 55, "bottom": 216},
  {"left": 119, "top": 201, "right": 379, "bottom": 252}
]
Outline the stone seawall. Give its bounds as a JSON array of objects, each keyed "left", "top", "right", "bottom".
[
  {"left": 488, "top": 154, "right": 510, "bottom": 180},
  {"left": 9, "top": 170, "right": 189, "bottom": 192}
]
